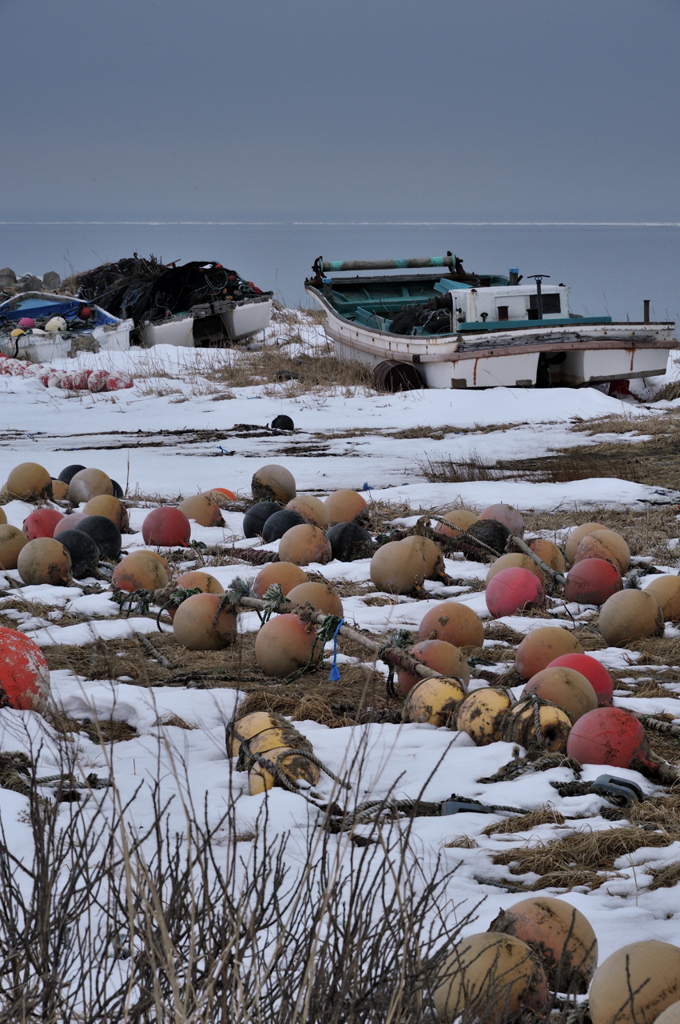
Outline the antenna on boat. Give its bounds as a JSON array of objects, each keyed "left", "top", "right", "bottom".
[{"left": 528, "top": 274, "right": 550, "bottom": 320}]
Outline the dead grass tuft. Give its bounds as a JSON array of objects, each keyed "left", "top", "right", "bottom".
[
  {"left": 443, "top": 836, "right": 478, "bottom": 849},
  {"left": 47, "top": 709, "right": 137, "bottom": 744},
  {"left": 483, "top": 805, "right": 566, "bottom": 836}
]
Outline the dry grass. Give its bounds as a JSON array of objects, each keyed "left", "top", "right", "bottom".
[
  {"left": 47, "top": 709, "right": 138, "bottom": 744},
  {"left": 483, "top": 805, "right": 566, "bottom": 836},
  {"left": 492, "top": 823, "right": 679, "bottom": 890}
]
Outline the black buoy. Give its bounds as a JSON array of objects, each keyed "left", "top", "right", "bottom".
[
  {"left": 111, "top": 479, "right": 124, "bottom": 498},
  {"left": 58, "top": 464, "right": 86, "bottom": 484},
  {"left": 56, "top": 529, "right": 100, "bottom": 578},
  {"left": 243, "top": 500, "right": 282, "bottom": 539},
  {"left": 75, "top": 515, "right": 122, "bottom": 560},
  {"left": 327, "top": 522, "right": 375, "bottom": 561},
  {"left": 262, "top": 508, "right": 306, "bottom": 543},
  {"left": 457, "top": 519, "right": 510, "bottom": 563},
  {"left": 271, "top": 414, "right": 294, "bottom": 431}
]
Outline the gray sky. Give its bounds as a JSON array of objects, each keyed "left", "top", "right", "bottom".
[{"left": 2, "top": 0, "right": 679, "bottom": 221}]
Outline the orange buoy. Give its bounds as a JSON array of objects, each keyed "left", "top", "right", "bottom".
[
  {"left": 397, "top": 639, "right": 470, "bottom": 697},
  {"left": 589, "top": 941, "right": 680, "bottom": 1024},
  {"left": 17, "top": 537, "right": 71, "bottom": 586},
  {"left": 417, "top": 601, "right": 484, "bottom": 648},
  {"left": 523, "top": 667, "right": 598, "bottom": 721},
  {"left": 0, "top": 525, "right": 28, "bottom": 569},
  {"left": 324, "top": 489, "right": 367, "bottom": 526},
  {"left": 528, "top": 538, "right": 566, "bottom": 574},
  {"left": 254, "top": 613, "right": 320, "bottom": 677},
  {"left": 487, "top": 553, "right": 544, "bottom": 585},
  {"left": 0, "top": 626, "right": 50, "bottom": 710},
  {"left": 175, "top": 570, "right": 223, "bottom": 594},
  {"left": 172, "top": 593, "right": 236, "bottom": 651},
  {"left": 564, "top": 522, "right": 607, "bottom": 564},
  {"left": 598, "top": 589, "right": 664, "bottom": 646},
  {"left": 370, "top": 540, "right": 425, "bottom": 595},
  {"left": 287, "top": 581, "right": 343, "bottom": 617},
  {"left": 6, "top": 462, "right": 52, "bottom": 500},
  {"left": 178, "top": 494, "right": 224, "bottom": 527},
  {"left": 251, "top": 562, "right": 308, "bottom": 598},
  {"left": 433, "top": 932, "right": 548, "bottom": 1023},
  {"left": 278, "top": 524, "right": 332, "bottom": 566},
  {"left": 112, "top": 551, "right": 170, "bottom": 593},
  {"left": 489, "top": 896, "right": 597, "bottom": 993},
  {"left": 574, "top": 529, "right": 630, "bottom": 574},
  {"left": 68, "top": 468, "right": 114, "bottom": 504},
  {"left": 435, "top": 507, "right": 478, "bottom": 540},
  {"left": 83, "top": 494, "right": 129, "bottom": 531},
  {"left": 515, "top": 627, "right": 584, "bottom": 679},
  {"left": 286, "top": 495, "right": 329, "bottom": 529}
]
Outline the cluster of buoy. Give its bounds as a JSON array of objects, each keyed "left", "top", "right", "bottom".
[{"left": 0, "top": 354, "right": 133, "bottom": 391}]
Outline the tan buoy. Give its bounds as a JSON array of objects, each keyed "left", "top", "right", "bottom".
[
  {"left": 575, "top": 529, "right": 630, "bottom": 574},
  {"left": 404, "top": 676, "right": 467, "bottom": 727},
  {"left": 400, "top": 535, "right": 446, "bottom": 580},
  {"left": 435, "top": 507, "right": 478, "bottom": 539},
  {"left": 565, "top": 522, "right": 607, "bottom": 564},
  {"left": 370, "top": 540, "right": 425, "bottom": 595},
  {"left": 528, "top": 538, "right": 566, "bottom": 574},
  {"left": 523, "top": 667, "right": 598, "bottom": 721},
  {"left": 589, "top": 940, "right": 680, "bottom": 1024},
  {"left": 489, "top": 896, "right": 597, "bottom": 993},
  {"left": 178, "top": 494, "right": 224, "bottom": 527},
  {"left": 0, "top": 525, "right": 28, "bottom": 569},
  {"left": 397, "top": 639, "right": 470, "bottom": 697},
  {"left": 0, "top": 507, "right": 6, "bottom": 526},
  {"left": 418, "top": 600, "right": 484, "bottom": 648},
  {"left": 598, "top": 589, "right": 664, "bottom": 646},
  {"left": 487, "top": 553, "right": 544, "bottom": 585},
  {"left": 201, "top": 489, "right": 234, "bottom": 508},
  {"left": 112, "top": 551, "right": 170, "bottom": 593},
  {"left": 515, "top": 627, "right": 583, "bottom": 679},
  {"left": 17, "top": 537, "right": 72, "bottom": 586},
  {"left": 50, "top": 479, "right": 69, "bottom": 501},
  {"left": 68, "top": 468, "right": 113, "bottom": 504},
  {"left": 286, "top": 495, "right": 329, "bottom": 529},
  {"left": 254, "top": 613, "right": 320, "bottom": 677},
  {"left": 655, "top": 1002, "right": 680, "bottom": 1024},
  {"left": 645, "top": 576, "right": 680, "bottom": 621},
  {"left": 175, "top": 570, "right": 224, "bottom": 594},
  {"left": 278, "top": 524, "right": 332, "bottom": 566},
  {"left": 6, "top": 462, "right": 52, "bottom": 501},
  {"left": 252, "top": 464, "right": 296, "bottom": 503},
  {"left": 251, "top": 562, "right": 308, "bottom": 598},
  {"left": 501, "top": 696, "right": 572, "bottom": 752},
  {"left": 432, "top": 931, "right": 548, "bottom": 1023},
  {"left": 172, "top": 593, "right": 236, "bottom": 651},
  {"left": 287, "top": 581, "right": 343, "bottom": 617},
  {"left": 455, "top": 688, "right": 514, "bottom": 745},
  {"left": 83, "top": 494, "right": 129, "bottom": 531},
  {"left": 324, "top": 489, "right": 367, "bottom": 525}
]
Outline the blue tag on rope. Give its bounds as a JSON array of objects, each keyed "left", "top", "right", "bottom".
[{"left": 328, "top": 617, "right": 344, "bottom": 681}]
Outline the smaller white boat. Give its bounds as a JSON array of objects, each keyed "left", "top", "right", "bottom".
[
  {"left": 0, "top": 291, "right": 132, "bottom": 362},
  {"left": 139, "top": 293, "right": 273, "bottom": 348},
  {"left": 305, "top": 255, "right": 677, "bottom": 389}
]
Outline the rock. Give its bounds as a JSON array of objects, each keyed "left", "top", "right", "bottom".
[
  {"left": 16, "top": 275, "right": 44, "bottom": 293},
  {"left": 42, "top": 271, "right": 61, "bottom": 291},
  {"left": 0, "top": 268, "right": 16, "bottom": 289}
]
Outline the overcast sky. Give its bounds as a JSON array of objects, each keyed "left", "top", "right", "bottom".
[{"left": 2, "top": 0, "right": 679, "bottom": 222}]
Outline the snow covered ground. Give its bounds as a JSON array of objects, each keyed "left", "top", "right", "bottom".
[{"left": 2, "top": 310, "right": 680, "bottom": 1005}]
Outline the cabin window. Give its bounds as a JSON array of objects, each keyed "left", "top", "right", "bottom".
[
  {"left": 529, "top": 293, "right": 561, "bottom": 314},
  {"left": 497, "top": 305, "right": 509, "bottom": 321}
]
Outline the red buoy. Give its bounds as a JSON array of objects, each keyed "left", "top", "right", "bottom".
[
  {"left": 0, "top": 627, "right": 50, "bottom": 710},
  {"left": 564, "top": 558, "right": 623, "bottom": 606},
  {"left": 142, "top": 506, "right": 191, "bottom": 547},
  {"left": 22, "top": 507, "right": 64, "bottom": 541},
  {"left": 547, "top": 653, "right": 614, "bottom": 706},
  {"left": 566, "top": 707, "right": 651, "bottom": 768},
  {"left": 486, "top": 567, "right": 545, "bottom": 618}
]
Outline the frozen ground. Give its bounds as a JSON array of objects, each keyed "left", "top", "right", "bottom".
[{"left": 2, "top": 309, "right": 680, "bottom": 994}]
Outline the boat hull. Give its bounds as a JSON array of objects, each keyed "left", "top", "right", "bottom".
[
  {"left": 140, "top": 296, "right": 272, "bottom": 348},
  {"left": 312, "top": 289, "right": 676, "bottom": 388}
]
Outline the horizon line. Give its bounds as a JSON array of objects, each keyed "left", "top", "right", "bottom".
[{"left": 0, "top": 220, "right": 679, "bottom": 227}]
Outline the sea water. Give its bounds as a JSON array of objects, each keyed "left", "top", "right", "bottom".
[{"left": 0, "top": 221, "right": 678, "bottom": 323}]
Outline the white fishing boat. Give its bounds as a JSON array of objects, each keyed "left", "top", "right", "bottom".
[
  {"left": 305, "top": 255, "right": 677, "bottom": 389},
  {"left": 0, "top": 291, "right": 132, "bottom": 362},
  {"left": 139, "top": 293, "right": 273, "bottom": 348}
]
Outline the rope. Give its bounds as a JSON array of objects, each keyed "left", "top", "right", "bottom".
[{"left": 477, "top": 753, "right": 583, "bottom": 785}]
